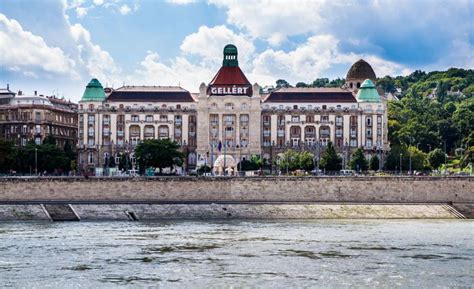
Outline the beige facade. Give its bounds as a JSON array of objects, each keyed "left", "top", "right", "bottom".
[{"left": 77, "top": 46, "right": 389, "bottom": 174}]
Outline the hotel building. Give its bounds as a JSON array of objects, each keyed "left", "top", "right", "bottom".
[{"left": 78, "top": 45, "right": 388, "bottom": 174}]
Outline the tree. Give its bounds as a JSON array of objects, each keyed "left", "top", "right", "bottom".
[
  {"left": 299, "top": 151, "right": 315, "bottom": 171},
  {"left": 407, "top": 146, "right": 427, "bottom": 171},
  {"left": 276, "top": 79, "right": 290, "bottom": 88},
  {"left": 0, "top": 140, "right": 15, "bottom": 173},
  {"left": 43, "top": 135, "right": 56, "bottom": 145},
  {"left": 295, "top": 82, "right": 308, "bottom": 88},
  {"left": 312, "top": 78, "right": 329, "bottom": 87},
  {"left": 428, "top": 148, "right": 445, "bottom": 170},
  {"left": 108, "top": 155, "right": 116, "bottom": 167},
  {"left": 135, "top": 139, "right": 184, "bottom": 173},
  {"left": 118, "top": 153, "right": 131, "bottom": 171},
  {"left": 197, "top": 165, "right": 211, "bottom": 175},
  {"left": 349, "top": 148, "right": 368, "bottom": 172},
  {"left": 369, "top": 155, "right": 380, "bottom": 171},
  {"left": 320, "top": 141, "right": 341, "bottom": 171},
  {"left": 278, "top": 150, "right": 300, "bottom": 172}
]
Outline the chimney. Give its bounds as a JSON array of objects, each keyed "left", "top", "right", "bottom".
[
  {"left": 6, "top": 84, "right": 9, "bottom": 90},
  {"left": 34, "top": 91, "right": 37, "bottom": 96},
  {"left": 18, "top": 90, "right": 22, "bottom": 95}
]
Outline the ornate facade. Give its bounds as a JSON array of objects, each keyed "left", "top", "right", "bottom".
[
  {"left": 78, "top": 44, "right": 389, "bottom": 174},
  {"left": 0, "top": 88, "right": 78, "bottom": 148}
]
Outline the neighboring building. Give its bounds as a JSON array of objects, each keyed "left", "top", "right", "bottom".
[
  {"left": 79, "top": 44, "right": 389, "bottom": 174},
  {"left": 0, "top": 90, "right": 78, "bottom": 147}
]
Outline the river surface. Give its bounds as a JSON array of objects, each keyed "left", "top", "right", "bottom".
[{"left": 0, "top": 220, "right": 473, "bottom": 288}]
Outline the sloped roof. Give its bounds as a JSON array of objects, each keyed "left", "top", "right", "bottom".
[
  {"left": 208, "top": 66, "right": 251, "bottom": 86},
  {"left": 81, "top": 78, "right": 106, "bottom": 101},
  {"left": 264, "top": 87, "right": 357, "bottom": 103},
  {"left": 106, "top": 86, "right": 195, "bottom": 102},
  {"left": 356, "top": 79, "right": 381, "bottom": 102}
]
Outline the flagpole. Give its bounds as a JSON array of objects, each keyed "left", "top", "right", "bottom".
[
  {"left": 223, "top": 140, "right": 227, "bottom": 176},
  {"left": 211, "top": 142, "right": 214, "bottom": 176}
]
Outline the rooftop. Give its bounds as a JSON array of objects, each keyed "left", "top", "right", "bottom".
[
  {"left": 346, "top": 59, "right": 376, "bottom": 80},
  {"left": 264, "top": 87, "right": 357, "bottom": 103},
  {"left": 106, "top": 86, "right": 195, "bottom": 102}
]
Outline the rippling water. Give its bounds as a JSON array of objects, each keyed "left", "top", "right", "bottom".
[{"left": 0, "top": 220, "right": 473, "bottom": 288}]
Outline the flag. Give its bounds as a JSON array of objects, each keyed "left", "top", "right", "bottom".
[{"left": 218, "top": 141, "right": 222, "bottom": 152}]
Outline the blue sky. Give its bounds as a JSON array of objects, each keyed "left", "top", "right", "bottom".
[{"left": 0, "top": 0, "right": 472, "bottom": 102}]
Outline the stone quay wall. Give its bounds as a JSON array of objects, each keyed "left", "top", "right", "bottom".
[{"left": 0, "top": 176, "right": 472, "bottom": 204}]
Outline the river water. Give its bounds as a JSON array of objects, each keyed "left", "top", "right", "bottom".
[{"left": 0, "top": 220, "right": 473, "bottom": 288}]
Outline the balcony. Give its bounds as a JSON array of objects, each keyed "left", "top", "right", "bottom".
[
  {"left": 263, "top": 131, "right": 271, "bottom": 137},
  {"left": 175, "top": 131, "right": 182, "bottom": 137},
  {"left": 278, "top": 121, "right": 286, "bottom": 126},
  {"left": 175, "top": 120, "right": 182, "bottom": 125},
  {"left": 210, "top": 121, "right": 218, "bottom": 126},
  {"left": 117, "top": 131, "right": 124, "bottom": 136},
  {"left": 103, "top": 120, "right": 110, "bottom": 125},
  {"left": 224, "top": 121, "right": 234, "bottom": 126},
  {"left": 305, "top": 133, "right": 315, "bottom": 138},
  {"left": 130, "top": 132, "right": 140, "bottom": 137},
  {"left": 144, "top": 132, "right": 155, "bottom": 138},
  {"left": 88, "top": 132, "right": 94, "bottom": 137},
  {"left": 263, "top": 121, "right": 270, "bottom": 126},
  {"left": 277, "top": 131, "right": 285, "bottom": 137},
  {"left": 189, "top": 131, "right": 196, "bottom": 136}
]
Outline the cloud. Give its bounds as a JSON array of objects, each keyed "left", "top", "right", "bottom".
[
  {"left": 166, "top": 0, "right": 197, "bottom": 4},
  {"left": 130, "top": 51, "right": 214, "bottom": 90},
  {"left": 180, "top": 25, "right": 255, "bottom": 68},
  {"left": 93, "top": 0, "right": 104, "bottom": 5},
  {"left": 249, "top": 34, "right": 409, "bottom": 85},
  {"left": 69, "top": 23, "right": 121, "bottom": 84},
  {"left": 119, "top": 4, "right": 131, "bottom": 15},
  {"left": 0, "top": 14, "right": 76, "bottom": 76},
  {"left": 75, "top": 6, "right": 88, "bottom": 18},
  {"left": 209, "top": 0, "right": 473, "bottom": 68}
]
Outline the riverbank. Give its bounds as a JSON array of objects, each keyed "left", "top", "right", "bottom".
[{"left": 0, "top": 176, "right": 472, "bottom": 220}]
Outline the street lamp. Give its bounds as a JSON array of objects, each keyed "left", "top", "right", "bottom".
[{"left": 399, "top": 153, "right": 403, "bottom": 176}]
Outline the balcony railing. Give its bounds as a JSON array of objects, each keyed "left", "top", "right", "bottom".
[
  {"left": 117, "top": 131, "right": 124, "bottom": 136},
  {"left": 263, "top": 131, "right": 271, "bottom": 137}
]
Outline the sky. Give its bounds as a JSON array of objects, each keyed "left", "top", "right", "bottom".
[{"left": 0, "top": 0, "right": 473, "bottom": 102}]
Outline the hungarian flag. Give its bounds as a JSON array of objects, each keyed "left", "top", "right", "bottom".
[{"left": 218, "top": 140, "right": 222, "bottom": 152}]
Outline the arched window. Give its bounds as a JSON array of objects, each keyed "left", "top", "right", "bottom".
[{"left": 225, "top": 102, "right": 234, "bottom": 110}]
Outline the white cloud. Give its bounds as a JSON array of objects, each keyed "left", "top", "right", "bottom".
[
  {"left": 93, "top": 0, "right": 104, "bottom": 5},
  {"left": 75, "top": 6, "right": 88, "bottom": 18},
  {"left": 249, "top": 34, "right": 409, "bottom": 85},
  {"left": 130, "top": 51, "right": 214, "bottom": 91},
  {"left": 180, "top": 25, "right": 255, "bottom": 68},
  {"left": 0, "top": 14, "right": 76, "bottom": 76},
  {"left": 119, "top": 4, "right": 131, "bottom": 15},
  {"left": 69, "top": 23, "right": 121, "bottom": 84},
  {"left": 166, "top": 0, "right": 196, "bottom": 4}
]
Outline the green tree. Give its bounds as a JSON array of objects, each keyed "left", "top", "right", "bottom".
[
  {"left": 407, "top": 146, "right": 427, "bottom": 171},
  {"left": 0, "top": 140, "right": 15, "bottom": 173},
  {"left": 135, "top": 139, "right": 184, "bottom": 173},
  {"left": 278, "top": 150, "right": 300, "bottom": 172},
  {"left": 43, "top": 135, "right": 56, "bottom": 145},
  {"left": 369, "top": 154, "right": 380, "bottom": 171},
  {"left": 320, "top": 141, "right": 341, "bottom": 171},
  {"left": 298, "top": 151, "right": 315, "bottom": 171},
  {"left": 108, "top": 155, "right": 116, "bottom": 167},
  {"left": 276, "top": 79, "right": 291, "bottom": 88},
  {"left": 197, "top": 165, "right": 211, "bottom": 175},
  {"left": 349, "top": 148, "right": 368, "bottom": 172},
  {"left": 428, "top": 148, "right": 445, "bottom": 170},
  {"left": 312, "top": 78, "right": 329, "bottom": 87},
  {"left": 118, "top": 153, "right": 131, "bottom": 171},
  {"left": 295, "top": 82, "right": 308, "bottom": 88}
]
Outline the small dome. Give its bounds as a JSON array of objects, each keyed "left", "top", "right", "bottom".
[
  {"left": 356, "top": 79, "right": 381, "bottom": 102},
  {"left": 346, "top": 59, "right": 376, "bottom": 80},
  {"left": 81, "top": 78, "right": 106, "bottom": 102}
]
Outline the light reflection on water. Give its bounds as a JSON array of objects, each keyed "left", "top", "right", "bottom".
[{"left": 0, "top": 220, "right": 473, "bottom": 288}]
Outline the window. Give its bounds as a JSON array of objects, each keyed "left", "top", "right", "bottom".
[
  {"left": 322, "top": 105, "right": 327, "bottom": 110},
  {"left": 366, "top": 116, "right": 372, "bottom": 126},
  {"left": 211, "top": 103, "right": 218, "bottom": 109},
  {"left": 225, "top": 103, "right": 234, "bottom": 110},
  {"left": 88, "top": 115, "right": 95, "bottom": 123},
  {"left": 377, "top": 116, "right": 382, "bottom": 123},
  {"left": 88, "top": 138, "right": 94, "bottom": 146},
  {"left": 350, "top": 139, "right": 357, "bottom": 147},
  {"left": 35, "top": 137, "right": 41, "bottom": 145},
  {"left": 262, "top": 115, "right": 270, "bottom": 125},
  {"left": 88, "top": 152, "right": 94, "bottom": 164},
  {"left": 175, "top": 115, "right": 182, "bottom": 125},
  {"left": 306, "top": 115, "right": 314, "bottom": 123},
  {"left": 35, "top": 112, "right": 41, "bottom": 121},
  {"left": 241, "top": 103, "right": 248, "bottom": 110},
  {"left": 321, "top": 116, "right": 329, "bottom": 123},
  {"left": 335, "top": 116, "right": 343, "bottom": 126},
  {"left": 145, "top": 115, "right": 154, "bottom": 122},
  {"left": 291, "top": 116, "right": 300, "bottom": 123},
  {"left": 160, "top": 115, "right": 168, "bottom": 122},
  {"left": 366, "top": 139, "right": 372, "bottom": 147},
  {"left": 131, "top": 115, "right": 139, "bottom": 122}
]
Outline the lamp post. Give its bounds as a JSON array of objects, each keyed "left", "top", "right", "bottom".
[{"left": 399, "top": 153, "right": 403, "bottom": 176}]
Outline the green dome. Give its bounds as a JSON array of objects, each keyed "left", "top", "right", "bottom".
[
  {"left": 81, "top": 78, "right": 105, "bottom": 101},
  {"left": 356, "top": 79, "right": 381, "bottom": 102},
  {"left": 223, "top": 44, "right": 238, "bottom": 67}
]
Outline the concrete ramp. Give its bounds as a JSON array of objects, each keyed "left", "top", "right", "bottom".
[{"left": 42, "top": 204, "right": 80, "bottom": 221}]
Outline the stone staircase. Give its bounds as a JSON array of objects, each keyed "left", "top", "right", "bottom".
[
  {"left": 42, "top": 204, "right": 80, "bottom": 221},
  {"left": 442, "top": 204, "right": 467, "bottom": 219}
]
